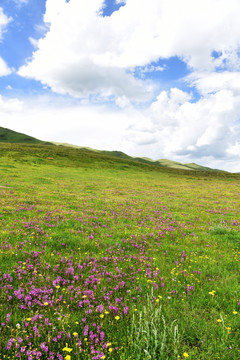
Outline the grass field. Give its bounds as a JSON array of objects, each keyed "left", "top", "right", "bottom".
[{"left": 0, "top": 143, "right": 239, "bottom": 359}]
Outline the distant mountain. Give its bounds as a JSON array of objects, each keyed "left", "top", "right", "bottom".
[
  {"left": 184, "top": 162, "right": 219, "bottom": 171},
  {"left": 155, "top": 158, "right": 190, "bottom": 170},
  {"left": 2, "top": 128, "right": 224, "bottom": 172},
  {"left": 54, "top": 143, "right": 224, "bottom": 172},
  {"left": 0, "top": 127, "right": 52, "bottom": 145},
  {"left": 155, "top": 159, "right": 221, "bottom": 172}
]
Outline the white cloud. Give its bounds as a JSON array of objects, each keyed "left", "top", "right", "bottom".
[
  {"left": 0, "top": 57, "right": 12, "bottom": 76},
  {"left": 0, "top": 7, "right": 11, "bottom": 40},
  {"left": 122, "top": 87, "right": 240, "bottom": 170},
  {"left": 29, "top": 37, "right": 39, "bottom": 49},
  {"left": 0, "top": 95, "right": 23, "bottom": 112},
  {"left": 18, "top": 0, "right": 240, "bottom": 101},
  {"left": 227, "top": 142, "right": 240, "bottom": 156},
  {"left": 0, "top": 94, "right": 130, "bottom": 151},
  {"left": 145, "top": 65, "right": 165, "bottom": 73},
  {"left": 115, "top": 95, "right": 131, "bottom": 108},
  {"left": 19, "top": 0, "right": 150, "bottom": 101},
  {"left": 188, "top": 71, "right": 240, "bottom": 95},
  {"left": 134, "top": 64, "right": 166, "bottom": 79}
]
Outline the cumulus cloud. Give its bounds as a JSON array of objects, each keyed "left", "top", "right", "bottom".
[
  {"left": 18, "top": 0, "right": 152, "bottom": 101},
  {"left": 18, "top": 0, "right": 240, "bottom": 101},
  {"left": 123, "top": 87, "right": 240, "bottom": 169}
]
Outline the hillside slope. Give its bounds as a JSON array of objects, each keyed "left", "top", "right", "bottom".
[
  {"left": 54, "top": 142, "right": 224, "bottom": 172},
  {"left": 0, "top": 142, "right": 237, "bottom": 181},
  {"left": 0, "top": 127, "right": 51, "bottom": 145},
  {"left": 0, "top": 127, "right": 226, "bottom": 172}
]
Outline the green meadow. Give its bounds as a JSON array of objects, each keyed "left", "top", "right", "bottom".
[{"left": 0, "top": 143, "right": 239, "bottom": 360}]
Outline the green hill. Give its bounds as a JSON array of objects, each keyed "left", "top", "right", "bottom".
[
  {"left": 0, "top": 142, "right": 236, "bottom": 181},
  {"left": 53, "top": 143, "right": 225, "bottom": 172},
  {"left": 156, "top": 159, "right": 192, "bottom": 170},
  {"left": 0, "top": 127, "right": 227, "bottom": 173},
  {"left": 185, "top": 162, "right": 219, "bottom": 171},
  {"left": 155, "top": 159, "right": 222, "bottom": 172},
  {"left": 0, "top": 127, "right": 52, "bottom": 145}
]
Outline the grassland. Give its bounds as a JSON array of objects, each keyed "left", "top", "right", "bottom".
[{"left": 0, "top": 143, "right": 239, "bottom": 360}]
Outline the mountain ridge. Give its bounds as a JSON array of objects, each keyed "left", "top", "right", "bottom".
[
  {"left": 0, "top": 127, "right": 226, "bottom": 172},
  {"left": 54, "top": 143, "right": 224, "bottom": 172},
  {"left": 0, "top": 126, "right": 52, "bottom": 145}
]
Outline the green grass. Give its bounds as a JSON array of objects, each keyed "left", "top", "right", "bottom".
[{"left": 0, "top": 143, "right": 239, "bottom": 360}]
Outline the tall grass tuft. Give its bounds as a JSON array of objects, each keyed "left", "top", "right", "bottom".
[{"left": 129, "top": 290, "right": 180, "bottom": 359}]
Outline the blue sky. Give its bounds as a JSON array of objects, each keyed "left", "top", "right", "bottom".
[
  {"left": 1, "top": 0, "right": 240, "bottom": 172},
  {"left": 0, "top": 1, "right": 45, "bottom": 67},
  {"left": 0, "top": 0, "right": 47, "bottom": 96}
]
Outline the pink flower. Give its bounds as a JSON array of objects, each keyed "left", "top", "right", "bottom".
[
  {"left": 84, "top": 325, "right": 89, "bottom": 336},
  {"left": 96, "top": 304, "right": 104, "bottom": 313}
]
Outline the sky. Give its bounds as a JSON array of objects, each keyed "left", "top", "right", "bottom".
[{"left": 1, "top": 0, "right": 240, "bottom": 172}]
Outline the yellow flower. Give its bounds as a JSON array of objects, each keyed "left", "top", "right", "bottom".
[
  {"left": 183, "top": 352, "right": 189, "bottom": 358},
  {"left": 44, "top": 302, "right": 48, "bottom": 306},
  {"left": 217, "top": 319, "right": 222, "bottom": 323},
  {"left": 101, "top": 356, "right": 106, "bottom": 359},
  {"left": 26, "top": 318, "right": 32, "bottom": 321},
  {"left": 209, "top": 291, "right": 215, "bottom": 296},
  {"left": 73, "top": 332, "right": 78, "bottom": 337},
  {"left": 107, "top": 343, "right": 111, "bottom": 347},
  {"left": 115, "top": 316, "right": 120, "bottom": 320},
  {"left": 109, "top": 348, "right": 113, "bottom": 352},
  {"left": 56, "top": 285, "right": 60, "bottom": 289},
  {"left": 65, "top": 356, "right": 71, "bottom": 360},
  {"left": 63, "top": 347, "right": 73, "bottom": 352},
  {"left": 233, "top": 311, "right": 237, "bottom": 315},
  {"left": 100, "top": 314, "right": 104, "bottom": 318}
]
